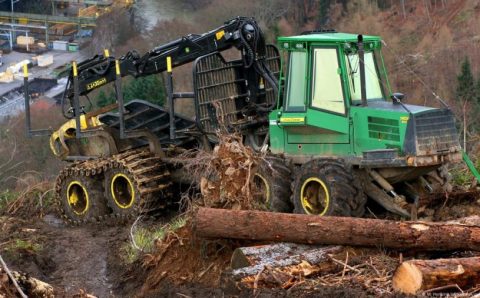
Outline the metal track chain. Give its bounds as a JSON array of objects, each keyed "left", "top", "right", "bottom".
[
  {"left": 54, "top": 149, "right": 172, "bottom": 225},
  {"left": 109, "top": 149, "right": 173, "bottom": 215}
]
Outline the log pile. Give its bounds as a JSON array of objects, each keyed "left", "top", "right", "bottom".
[{"left": 194, "top": 208, "right": 480, "bottom": 294}]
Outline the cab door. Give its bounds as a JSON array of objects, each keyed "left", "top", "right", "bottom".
[{"left": 285, "top": 47, "right": 349, "bottom": 145}]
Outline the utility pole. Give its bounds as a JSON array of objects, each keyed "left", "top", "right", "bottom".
[
  {"left": 11, "top": 0, "right": 19, "bottom": 13},
  {"left": 10, "top": 0, "right": 19, "bottom": 48}
]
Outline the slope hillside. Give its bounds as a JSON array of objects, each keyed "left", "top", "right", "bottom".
[{"left": 330, "top": 0, "right": 480, "bottom": 108}]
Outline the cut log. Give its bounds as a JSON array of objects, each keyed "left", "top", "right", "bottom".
[
  {"left": 230, "top": 243, "right": 346, "bottom": 288},
  {"left": 194, "top": 207, "right": 480, "bottom": 251},
  {"left": 231, "top": 243, "right": 343, "bottom": 276},
  {"left": 392, "top": 257, "right": 480, "bottom": 294}
]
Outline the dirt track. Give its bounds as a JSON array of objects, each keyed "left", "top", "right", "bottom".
[
  {"left": 0, "top": 214, "right": 393, "bottom": 297},
  {"left": 2, "top": 188, "right": 480, "bottom": 297},
  {"left": 1, "top": 215, "right": 129, "bottom": 297},
  {"left": 43, "top": 219, "right": 124, "bottom": 296}
]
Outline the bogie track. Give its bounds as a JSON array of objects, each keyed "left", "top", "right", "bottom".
[{"left": 55, "top": 149, "right": 172, "bottom": 224}]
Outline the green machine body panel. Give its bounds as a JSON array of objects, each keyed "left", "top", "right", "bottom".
[
  {"left": 351, "top": 102, "right": 434, "bottom": 155},
  {"left": 269, "top": 31, "right": 462, "bottom": 169}
]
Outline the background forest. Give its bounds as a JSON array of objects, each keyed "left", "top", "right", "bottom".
[{"left": 1, "top": 0, "right": 480, "bottom": 192}]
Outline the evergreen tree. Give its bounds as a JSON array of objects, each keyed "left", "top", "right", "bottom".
[
  {"left": 476, "top": 75, "right": 480, "bottom": 105},
  {"left": 123, "top": 75, "right": 165, "bottom": 106},
  {"left": 318, "top": 0, "right": 332, "bottom": 26},
  {"left": 96, "top": 75, "right": 166, "bottom": 108},
  {"left": 456, "top": 57, "right": 476, "bottom": 103},
  {"left": 456, "top": 57, "right": 478, "bottom": 152},
  {"left": 96, "top": 90, "right": 116, "bottom": 107}
]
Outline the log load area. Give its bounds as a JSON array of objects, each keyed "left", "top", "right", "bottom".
[{"left": 194, "top": 208, "right": 480, "bottom": 251}]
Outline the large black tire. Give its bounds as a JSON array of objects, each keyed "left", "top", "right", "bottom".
[
  {"left": 57, "top": 174, "right": 108, "bottom": 224},
  {"left": 251, "top": 156, "right": 292, "bottom": 212},
  {"left": 292, "top": 159, "right": 366, "bottom": 217},
  {"left": 244, "top": 127, "right": 269, "bottom": 152}
]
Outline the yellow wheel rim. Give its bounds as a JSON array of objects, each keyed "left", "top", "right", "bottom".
[
  {"left": 300, "top": 177, "right": 329, "bottom": 215},
  {"left": 252, "top": 173, "right": 271, "bottom": 205},
  {"left": 110, "top": 173, "right": 136, "bottom": 209},
  {"left": 67, "top": 181, "right": 89, "bottom": 215}
]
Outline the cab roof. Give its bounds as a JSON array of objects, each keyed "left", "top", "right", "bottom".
[{"left": 278, "top": 32, "right": 381, "bottom": 43}]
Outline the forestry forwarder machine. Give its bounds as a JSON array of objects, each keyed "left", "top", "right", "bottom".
[{"left": 23, "top": 17, "right": 480, "bottom": 224}]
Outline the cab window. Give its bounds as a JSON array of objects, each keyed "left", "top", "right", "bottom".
[
  {"left": 285, "top": 51, "right": 307, "bottom": 112},
  {"left": 346, "top": 51, "right": 383, "bottom": 101},
  {"left": 311, "top": 48, "right": 345, "bottom": 114}
]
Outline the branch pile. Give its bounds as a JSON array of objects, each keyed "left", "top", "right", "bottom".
[
  {"left": 2, "top": 181, "right": 53, "bottom": 218},
  {"left": 230, "top": 243, "right": 398, "bottom": 295}
]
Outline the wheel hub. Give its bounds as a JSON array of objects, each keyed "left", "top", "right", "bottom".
[
  {"left": 300, "top": 177, "right": 329, "bottom": 215},
  {"left": 111, "top": 173, "right": 135, "bottom": 209},
  {"left": 252, "top": 173, "right": 270, "bottom": 205},
  {"left": 67, "top": 181, "right": 89, "bottom": 215}
]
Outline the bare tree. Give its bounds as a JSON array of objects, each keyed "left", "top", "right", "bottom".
[
  {"left": 424, "top": 0, "right": 431, "bottom": 22},
  {"left": 253, "top": 0, "right": 290, "bottom": 29},
  {"left": 87, "top": 7, "right": 143, "bottom": 56},
  {"left": 401, "top": 0, "right": 406, "bottom": 19}
]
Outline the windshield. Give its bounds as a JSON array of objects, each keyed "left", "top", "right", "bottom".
[{"left": 346, "top": 51, "right": 384, "bottom": 102}]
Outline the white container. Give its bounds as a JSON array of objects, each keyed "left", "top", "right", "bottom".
[
  {"left": 52, "top": 41, "right": 68, "bottom": 51},
  {"left": 37, "top": 54, "right": 54, "bottom": 67}
]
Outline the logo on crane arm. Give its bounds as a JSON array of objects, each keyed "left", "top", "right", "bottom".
[
  {"left": 215, "top": 30, "right": 225, "bottom": 40},
  {"left": 86, "top": 78, "right": 108, "bottom": 90}
]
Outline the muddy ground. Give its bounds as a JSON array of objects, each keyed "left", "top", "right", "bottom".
[
  {"left": 0, "top": 213, "right": 382, "bottom": 297},
  {"left": 1, "top": 214, "right": 129, "bottom": 297},
  {"left": 2, "top": 190, "right": 480, "bottom": 297}
]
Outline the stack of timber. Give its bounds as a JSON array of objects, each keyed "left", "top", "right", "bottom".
[{"left": 194, "top": 208, "right": 480, "bottom": 293}]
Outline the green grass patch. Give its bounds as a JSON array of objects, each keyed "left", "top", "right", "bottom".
[
  {"left": 121, "top": 216, "right": 188, "bottom": 264},
  {"left": 454, "top": 10, "right": 472, "bottom": 24},
  {"left": 3, "top": 239, "right": 43, "bottom": 261},
  {"left": 0, "top": 190, "right": 17, "bottom": 213},
  {"left": 450, "top": 156, "right": 480, "bottom": 187},
  {"left": 0, "top": 186, "right": 56, "bottom": 217}
]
